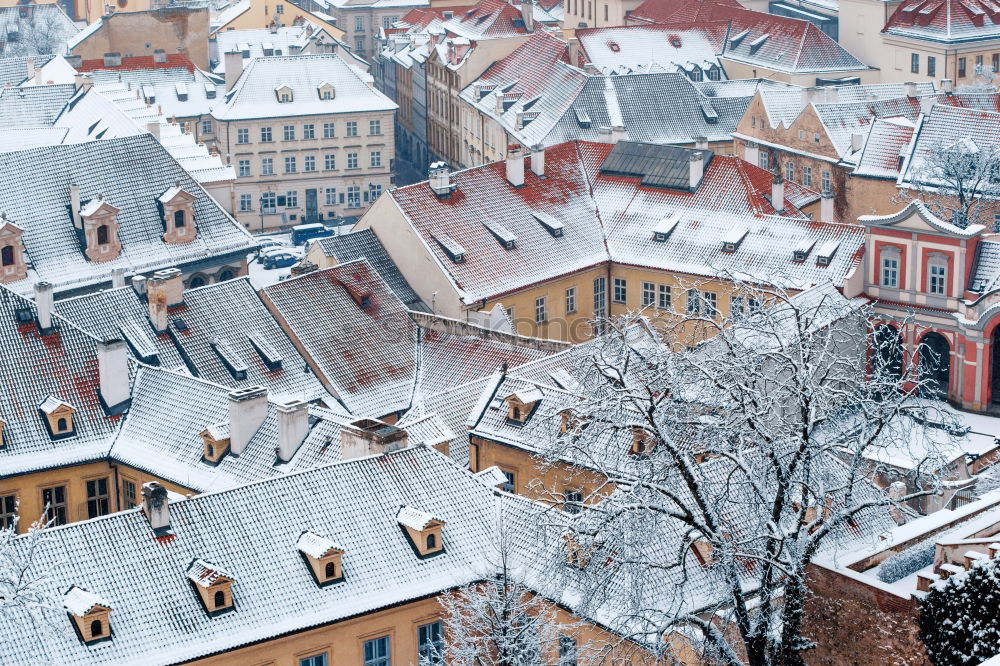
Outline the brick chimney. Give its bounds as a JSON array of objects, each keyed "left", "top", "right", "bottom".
[
  {"left": 505, "top": 145, "right": 525, "bottom": 187},
  {"left": 224, "top": 51, "right": 243, "bottom": 92},
  {"left": 141, "top": 481, "right": 169, "bottom": 530},
  {"left": 34, "top": 281, "right": 54, "bottom": 333},
  {"left": 771, "top": 173, "right": 785, "bottom": 214},
  {"left": 340, "top": 418, "right": 409, "bottom": 459},
  {"left": 146, "top": 268, "right": 183, "bottom": 333},
  {"left": 820, "top": 190, "right": 835, "bottom": 223},
  {"left": 276, "top": 399, "right": 310, "bottom": 462},
  {"left": 98, "top": 339, "right": 130, "bottom": 413},
  {"left": 228, "top": 386, "right": 268, "bottom": 456},
  {"left": 529, "top": 144, "right": 545, "bottom": 177},
  {"left": 688, "top": 151, "right": 705, "bottom": 191}
]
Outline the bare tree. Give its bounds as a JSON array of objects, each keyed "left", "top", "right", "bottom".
[
  {"left": 897, "top": 138, "right": 1000, "bottom": 230},
  {"left": 527, "top": 281, "right": 960, "bottom": 666},
  {"left": 1, "top": 513, "right": 62, "bottom": 633}
]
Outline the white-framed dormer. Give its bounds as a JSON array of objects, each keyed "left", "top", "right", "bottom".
[
  {"left": 158, "top": 185, "right": 197, "bottom": 245},
  {"left": 79, "top": 197, "right": 122, "bottom": 263},
  {"left": 275, "top": 84, "right": 293, "bottom": 103},
  {"left": 0, "top": 214, "right": 28, "bottom": 284},
  {"left": 396, "top": 505, "right": 445, "bottom": 558},
  {"left": 297, "top": 530, "right": 346, "bottom": 586},
  {"left": 317, "top": 81, "right": 336, "bottom": 100},
  {"left": 39, "top": 396, "right": 77, "bottom": 439}
]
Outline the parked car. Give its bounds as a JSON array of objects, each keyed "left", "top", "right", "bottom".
[
  {"left": 263, "top": 250, "right": 298, "bottom": 269},
  {"left": 255, "top": 246, "right": 284, "bottom": 264},
  {"left": 290, "top": 223, "right": 334, "bottom": 245}
]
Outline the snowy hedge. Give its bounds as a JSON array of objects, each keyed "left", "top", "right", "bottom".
[
  {"left": 876, "top": 541, "right": 936, "bottom": 583},
  {"left": 919, "top": 556, "right": 1000, "bottom": 665}
]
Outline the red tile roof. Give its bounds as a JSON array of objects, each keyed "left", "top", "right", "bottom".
[
  {"left": 628, "top": 0, "right": 741, "bottom": 25},
  {"left": 77, "top": 54, "right": 197, "bottom": 73},
  {"left": 883, "top": 0, "right": 1000, "bottom": 42}
]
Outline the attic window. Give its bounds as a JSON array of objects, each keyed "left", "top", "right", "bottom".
[
  {"left": 204, "top": 83, "right": 216, "bottom": 99},
  {"left": 175, "top": 82, "right": 188, "bottom": 101},
  {"left": 317, "top": 82, "right": 336, "bottom": 100},
  {"left": 748, "top": 34, "right": 769, "bottom": 53},
  {"left": 607, "top": 40, "right": 620, "bottom": 52},
  {"left": 532, "top": 211, "right": 564, "bottom": 237},
  {"left": 275, "top": 85, "right": 293, "bottom": 102},
  {"left": 669, "top": 35, "right": 682, "bottom": 47},
  {"left": 297, "top": 531, "right": 346, "bottom": 586},
  {"left": 484, "top": 221, "right": 517, "bottom": 249},
  {"left": 793, "top": 239, "right": 816, "bottom": 263},
  {"left": 63, "top": 586, "right": 112, "bottom": 644},
  {"left": 211, "top": 337, "right": 249, "bottom": 380},
  {"left": 39, "top": 396, "right": 76, "bottom": 439},
  {"left": 397, "top": 505, "right": 445, "bottom": 558},
  {"left": 248, "top": 331, "right": 283, "bottom": 370},
  {"left": 186, "top": 559, "right": 235, "bottom": 616},
  {"left": 653, "top": 214, "right": 680, "bottom": 242},
  {"left": 200, "top": 422, "right": 231, "bottom": 464},
  {"left": 435, "top": 234, "right": 466, "bottom": 264},
  {"left": 505, "top": 388, "right": 542, "bottom": 426},
  {"left": 815, "top": 240, "right": 839, "bottom": 266},
  {"left": 120, "top": 321, "right": 159, "bottom": 364},
  {"left": 630, "top": 426, "right": 655, "bottom": 456},
  {"left": 729, "top": 28, "right": 750, "bottom": 46},
  {"left": 574, "top": 107, "right": 591, "bottom": 128},
  {"left": 722, "top": 228, "right": 748, "bottom": 253}
]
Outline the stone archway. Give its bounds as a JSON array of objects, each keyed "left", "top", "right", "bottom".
[{"left": 918, "top": 332, "right": 951, "bottom": 399}]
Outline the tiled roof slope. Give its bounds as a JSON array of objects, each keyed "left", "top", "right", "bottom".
[
  {"left": 0, "top": 134, "right": 254, "bottom": 297},
  {"left": 0, "top": 4, "right": 79, "bottom": 58},
  {"left": 900, "top": 103, "right": 1000, "bottom": 189},
  {"left": 0, "top": 83, "right": 74, "bottom": 127},
  {"left": 55, "top": 279, "right": 331, "bottom": 401},
  {"left": 213, "top": 54, "right": 396, "bottom": 121},
  {"left": 628, "top": 0, "right": 742, "bottom": 24},
  {"left": 77, "top": 53, "right": 197, "bottom": 73},
  {"left": 0, "top": 287, "right": 119, "bottom": 478},
  {"left": 110, "top": 366, "right": 346, "bottom": 492},
  {"left": 440, "top": 0, "right": 534, "bottom": 39},
  {"left": 969, "top": 240, "right": 1000, "bottom": 296},
  {"left": 853, "top": 116, "right": 915, "bottom": 179},
  {"left": 575, "top": 23, "right": 726, "bottom": 74},
  {"left": 212, "top": 23, "right": 349, "bottom": 74},
  {"left": 758, "top": 82, "right": 938, "bottom": 128},
  {"left": 0, "top": 53, "right": 54, "bottom": 85},
  {"left": 883, "top": 0, "right": 1000, "bottom": 42},
  {"left": 85, "top": 60, "right": 220, "bottom": 121},
  {"left": 0, "top": 447, "right": 505, "bottom": 665},
  {"left": 314, "top": 229, "right": 428, "bottom": 311},
  {"left": 388, "top": 140, "right": 834, "bottom": 304}
]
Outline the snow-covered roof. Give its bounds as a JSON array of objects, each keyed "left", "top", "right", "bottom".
[
  {"left": 212, "top": 23, "right": 342, "bottom": 72},
  {"left": 38, "top": 396, "right": 73, "bottom": 414},
  {"left": 396, "top": 504, "right": 444, "bottom": 530},
  {"left": 186, "top": 559, "right": 234, "bottom": 587},
  {"left": 0, "top": 4, "right": 80, "bottom": 57},
  {"left": 297, "top": 530, "right": 344, "bottom": 557},
  {"left": 884, "top": 0, "right": 1000, "bottom": 43},
  {"left": 63, "top": 586, "right": 110, "bottom": 616}
]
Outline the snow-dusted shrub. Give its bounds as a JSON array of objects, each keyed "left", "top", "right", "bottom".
[
  {"left": 876, "top": 541, "right": 936, "bottom": 583},
  {"left": 919, "top": 555, "right": 1000, "bottom": 665}
]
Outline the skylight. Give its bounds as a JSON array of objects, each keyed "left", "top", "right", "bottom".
[
  {"left": 532, "top": 211, "right": 564, "bottom": 237},
  {"left": 484, "top": 221, "right": 517, "bottom": 249}
]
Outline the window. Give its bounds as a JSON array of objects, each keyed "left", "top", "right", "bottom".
[
  {"left": 798, "top": 129, "right": 805, "bottom": 140},
  {"left": 347, "top": 152, "right": 359, "bottom": 169},
  {"left": 881, "top": 254, "right": 899, "bottom": 288},
  {"left": 370, "top": 151, "right": 382, "bottom": 167},
  {"left": 325, "top": 188, "right": 337, "bottom": 205},
  {"left": 802, "top": 166, "right": 812, "bottom": 187},
  {"left": 363, "top": 636, "right": 390, "bottom": 666},
  {"left": 658, "top": 284, "right": 671, "bottom": 309},
  {"left": 323, "top": 122, "right": 335, "bottom": 138},
  {"left": 96, "top": 224, "right": 109, "bottom": 245},
  {"left": 565, "top": 287, "right": 576, "bottom": 313},
  {"left": 120, "top": 479, "right": 136, "bottom": 509},
  {"left": 260, "top": 126, "right": 272, "bottom": 142},
  {"left": 238, "top": 159, "right": 251, "bottom": 177},
  {"left": 370, "top": 119, "right": 381, "bottom": 135},
  {"left": 785, "top": 161, "right": 794, "bottom": 181},
  {"left": 346, "top": 121, "right": 358, "bottom": 137},
  {"left": 213, "top": 590, "right": 225, "bottom": 608},
  {"left": 604, "top": 3, "right": 608, "bottom": 20},
  {"left": 563, "top": 489, "right": 582, "bottom": 514},
  {"left": 41, "top": 485, "right": 67, "bottom": 526},
  {"left": 929, "top": 257, "right": 948, "bottom": 295},
  {"left": 57, "top": 417, "right": 68, "bottom": 432},
  {"left": 703, "top": 291, "right": 718, "bottom": 317},
  {"left": 284, "top": 156, "right": 297, "bottom": 173},
  {"left": 300, "top": 655, "right": 328, "bottom": 666},
  {"left": 813, "top": 132, "right": 820, "bottom": 144},
  {"left": 86, "top": 478, "right": 110, "bottom": 519},
  {"left": 286, "top": 190, "right": 298, "bottom": 207},
  {"left": 426, "top": 533, "right": 436, "bottom": 549},
  {"left": 1, "top": 245, "right": 14, "bottom": 266},
  {"left": 303, "top": 123, "right": 315, "bottom": 139},
  {"left": 239, "top": 194, "right": 252, "bottom": 212},
  {"left": 613, "top": 277, "right": 626, "bottom": 303},
  {"left": 237, "top": 127, "right": 249, "bottom": 144},
  {"left": 283, "top": 125, "right": 295, "bottom": 141},
  {"left": 304, "top": 155, "right": 316, "bottom": 172},
  {"left": 911, "top": 52, "right": 919, "bottom": 74},
  {"left": 355, "top": 37, "right": 364, "bottom": 51},
  {"left": 642, "top": 281, "right": 655, "bottom": 307},
  {"left": 0, "top": 494, "right": 16, "bottom": 529},
  {"left": 976, "top": 54, "right": 984, "bottom": 68},
  {"left": 261, "top": 157, "right": 274, "bottom": 175},
  {"left": 201, "top": 119, "right": 212, "bottom": 135},
  {"left": 559, "top": 635, "right": 578, "bottom": 666},
  {"left": 173, "top": 210, "right": 185, "bottom": 228},
  {"left": 418, "top": 621, "right": 444, "bottom": 665},
  {"left": 959, "top": 57, "right": 967, "bottom": 78},
  {"left": 994, "top": 53, "right": 999, "bottom": 74},
  {"left": 731, "top": 295, "right": 745, "bottom": 319},
  {"left": 535, "top": 296, "right": 546, "bottom": 323},
  {"left": 91, "top": 619, "right": 103, "bottom": 637},
  {"left": 354, "top": 15, "right": 364, "bottom": 31},
  {"left": 325, "top": 154, "right": 336, "bottom": 170},
  {"left": 821, "top": 170, "right": 831, "bottom": 192},
  {"left": 370, "top": 184, "right": 382, "bottom": 200},
  {"left": 686, "top": 289, "right": 701, "bottom": 315},
  {"left": 758, "top": 151, "right": 769, "bottom": 170},
  {"left": 347, "top": 186, "right": 361, "bottom": 208},
  {"left": 707, "top": 67, "right": 720, "bottom": 81},
  {"left": 928, "top": 56, "right": 936, "bottom": 77},
  {"left": 500, "top": 470, "right": 515, "bottom": 493},
  {"left": 261, "top": 192, "right": 277, "bottom": 213},
  {"left": 593, "top": 277, "right": 606, "bottom": 322},
  {"left": 275, "top": 2, "right": 283, "bottom": 11}
]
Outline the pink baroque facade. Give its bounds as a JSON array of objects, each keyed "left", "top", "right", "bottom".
[{"left": 859, "top": 202, "right": 1000, "bottom": 413}]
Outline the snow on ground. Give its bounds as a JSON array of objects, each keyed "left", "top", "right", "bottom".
[{"left": 246, "top": 232, "right": 304, "bottom": 289}]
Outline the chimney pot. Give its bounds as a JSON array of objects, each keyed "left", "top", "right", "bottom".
[
  {"left": 340, "top": 418, "right": 409, "bottom": 459},
  {"left": 905, "top": 81, "right": 918, "bottom": 98},
  {"left": 941, "top": 78, "right": 954, "bottom": 94},
  {"left": 25, "top": 57, "right": 34, "bottom": 80},
  {"left": 98, "top": 339, "right": 130, "bottom": 412},
  {"left": 820, "top": 190, "right": 835, "bottom": 223},
  {"left": 529, "top": 144, "right": 545, "bottom": 177},
  {"left": 131, "top": 274, "right": 147, "bottom": 296},
  {"left": 276, "top": 399, "right": 310, "bottom": 462},
  {"left": 772, "top": 173, "right": 785, "bottom": 214},
  {"left": 141, "top": 481, "right": 170, "bottom": 530},
  {"left": 505, "top": 146, "right": 525, "bottom": 187},
  {"left": 693, "top": 136, "right": 708, "bottom": 150},
  {"left": 146, "top": 268, "right": 183, "bottom": 332},
  {"left": 224, "top": 51, "right": 244, "bottom": 92},
  {"left": 34, "top": 281, "right": 54, "bottom": 333},
  {"left": 228, "top": 386, "right": 268, "bottom": 456}
]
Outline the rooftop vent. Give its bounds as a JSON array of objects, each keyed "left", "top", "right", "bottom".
[
  {"left": 435, "top": 233, "right": 466, "bottom": 263},
  {"left": 653, "top": 214, "right": 680, "bottom": 241},
  {"left": 793, "top": 239, "right": 816, "bottom": 262},
  {"left": 722, "top": 227, "right": 748, "bottom": 253},
  {"left": 174, "top": 82, "right": 188, "bottom": 101},
  {"left": 204, "top": 83, "right": 217, "bottom": 99},
  {"left": 532, "top": 211, "right": 563, "bottom": 237},
  {"left": 484, "top": 221, "right": 517, "bottom": 249},
  {"left": 816, "top": 240, "right": 839, "bottom": 266}
]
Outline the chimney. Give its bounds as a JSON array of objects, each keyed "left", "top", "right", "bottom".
[
  {"left": 772, "top": 173, "right": 785, "bottom": 214},
  {"left": 610, "top": 125, "right": 627, "bottom": 143},
  {"left": 228, "top": 386, "right": 268, "bottom": 456},
  {"left": 224, "top": 51, "right": 244, "bottom": 92},
  {"left": 820, "top": 190, "right": 835, "bottom": 223},
  {"left": 941, "top": 78, "right": 954, "bottom": 94},
  {"left": 688, "top": 151, "right": 705, "bottom": 191},
  {"left": 340, "top": 418, "right": 409, "bottom": 459},
  {"left": 276, "top": 399, "right": 310, "bottom": 462},
  {"left": 146, "top": 122, "right": 160, "bottom": 139},
  {"left": 141, "top": 482, "right": 170, "bottom": 530},
  {"left": 567, "top": 37, "right": 580, "bottom": 65},
  {"left": 851, "top": 132, "right": 864, "bottom": 152},
  {"left": 520, "top": 0, "right": 534, "bottom": 32},
  {"left": 26, "top": 57, "right": 34, "bottom": 81},
  {"left": 103, "top": 52, "right": 121, "bottom": 67},
  {"left": 146, "top": 268, "right": 183, "bottom": 332},
  {"left": 529, "top": 144, "right": 545, "bottom": 177},
  {"left": 111, "top": 267, "right": 126, "bottom": 289},
  {"left": 428, "top": 161, "right": 455, "bottom": 196},
  {"left": 920, "top": 96, "right": 935, "bottom": 115},
  {"left": 905, "top": 81, "right": 918, "bottom": 98},
  {"left": 98, "top": 339, "right": 130, "bottom": 412},
  {"left": 69, "top": 184, "right": 82, "bottom": 229},
  {"left": 801, "top": 86, "right": 820, "bottom": 106},
  {"left": 34, "top": 282, "right": 54, "bottom": 333},
  {"left": 153, "top": 49, "right": 167, "bottom": 63},
  {"left": 597, "top": 126, "right": 612, "bottom": 142},
  {"left": 505, "top": 145, "right": 525, "bottom": 187},
  {"left": 131, "top": 274, "right": 147, "bottom": 296},
  {"left": 693, "top": 136, "right": 709, "bottom": 150},
  {"left": 33, "top": 64, "right": 42, "bottom": 86}
]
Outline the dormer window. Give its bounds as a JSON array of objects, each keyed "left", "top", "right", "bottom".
[
  {"left": 504, "top": 388, "right": 542, "bottom": 426},
  {"left": 317, "top": 82, "right": 336, "bottom": 100},
  {"left": 63, "top": 586, "right": 112, "bottom": 644},
  {"left": 0, "top": 215, "right": 28, "bottom": 283},
  {"left": 159, "top": 185, "right": 197, "bottom": 245},
  {"left": 630, "top": 426, "right": 655, "bottom": 456},
  {"left": 793, "top": 239, "right": 815, "bottom": 263},
  {"left": 653, "top": 214, "right": 680, "bottom": 242},
  {"left": 397, "top": 505, "right": 445, "bottom": 558},
  {"left": 275, "top": 84, "right": 293, "bottom": 102},
  {"left": 80, "top": 197, "right": 122, "bottom": 263},
  {"left": 0, "top": 417, "right": 6, "bottom": 448},
  {"left": 200, "top": 423, "right": 231, "bottom": 464},
  {"left": 186, "top": 559, "right": 235, "bottom": 615},
  {"left": 39, "top": 397, "right": 76, "bottom": 439},
  {"left": 297, "top": 531, "right": 346, "bottom": 586}
]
